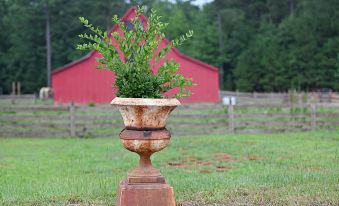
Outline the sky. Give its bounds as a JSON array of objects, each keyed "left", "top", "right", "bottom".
[
  {"left": 191, "top": 0, "right": 214, "bottom": 7},
  {"left": 167, "top": 0, "right": 214, "bottom": 7}
]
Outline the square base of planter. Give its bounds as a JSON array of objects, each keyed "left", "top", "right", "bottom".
[
  {"left": 116, "top": 180, "right": 176, "bottom": 206},
  {"left": 127, "top": 175, "right": 165, "bottom": 184}
]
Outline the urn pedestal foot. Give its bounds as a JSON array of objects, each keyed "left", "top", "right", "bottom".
[{"left": 116, "top": 180, "right": 176, "bottom": 206}]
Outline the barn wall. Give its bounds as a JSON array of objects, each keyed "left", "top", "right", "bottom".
[
  {"left": 52, "top": 50, "right": 219, "bottom": 104},
  {"left": 52, "top": 53, "right": 116, "bottom": 104},
  {"left": 150, "top": 41, "right": 219, "bottom": 103},
  {"left": 52, "top": 47, "right": 219, "bottom": 104},
  {"left": 174, "top": 57, "right": 219, "bottom": 103}
]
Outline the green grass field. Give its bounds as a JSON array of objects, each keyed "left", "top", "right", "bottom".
[{"left": 0, "top": 132, "right": 338, "bottom": 206}]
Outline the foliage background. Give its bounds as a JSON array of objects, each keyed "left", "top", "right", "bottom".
[{"left": 0, "top": 0, "right": 339, "bottom": 94}]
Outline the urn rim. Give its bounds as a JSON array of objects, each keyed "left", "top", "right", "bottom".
[{"left": 110, "top": 97, "right": 181, "bottom": 107}]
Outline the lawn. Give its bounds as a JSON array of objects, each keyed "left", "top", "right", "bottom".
[{"left": 0, "top": 132, "right": 338, "bottom": 206}]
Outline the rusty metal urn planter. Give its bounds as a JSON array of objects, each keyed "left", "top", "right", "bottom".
[{"left": 111, "top": 97, "right": 180, "bottom": 206}]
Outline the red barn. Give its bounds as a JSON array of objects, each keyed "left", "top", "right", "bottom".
[{"left": 52, "top": 7, "right": 219, "bottom": 104}]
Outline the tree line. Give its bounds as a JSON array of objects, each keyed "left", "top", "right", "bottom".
[{"left": 0, "top": 0, "right": 338, "bottom": 94}]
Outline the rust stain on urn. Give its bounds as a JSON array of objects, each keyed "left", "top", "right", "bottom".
[
  {"left": 119, "top": 129, "right": 171, "bottom": 140},
  {"left": 120, "top": 129, "right": 171, "bottom": 154},
  {"left": 111, "top": 97, "right": 180, "bottom": 129},
  {"left": 121, "top": 139, "right": 170, "bottom": 154},
  {"left": 134, "top": 105, "right": 145, "bottom": 128}
]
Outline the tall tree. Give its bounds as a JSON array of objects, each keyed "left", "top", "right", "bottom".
[
  {"left": 0, "top": 0, "right": 339, "bottom": 94},
  {"left": 45, "top": 0, "right": 52, "bottom": 87}
]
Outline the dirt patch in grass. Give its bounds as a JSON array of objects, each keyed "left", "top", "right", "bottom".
[
  {"left": 233, "top": 155, "right": 264, "bottom": 161},
  {"left": 166, "top": 152, "right": 263, "bottom": 173},
  {"left": 177, "top": 202, "right": 201, "bottom": 206},
  {"left": 199, "top": 169, "right": 213, "bottom": 173},
  {"left": 215, "top": 165, "right": 232, "bottom": 172},
  {"left": 245, "top": 155, "right": 264, "bottom": 161},
  {"left": 198, "top": 161, "right": 214, "bottom": 166},
  {"left": 168, "top": 161, "right": 191, "bottom": 169},
  {"left": 306, "top": 166, "right": 322, "bottom": 171},
  {"left": 213, "top": 152, "right": 232, "bottom": 160}
]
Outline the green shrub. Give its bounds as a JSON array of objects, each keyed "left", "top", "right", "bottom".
[
  {"left": 77, "top": 6, "right": 194, "bottom": 98},
  {"left": 88, "top": 102, "right": 96, "bottom": 107}
]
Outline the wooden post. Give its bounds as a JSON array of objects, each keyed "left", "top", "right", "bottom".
[
  {"left": 11, "top": 94, "right": 15, "bottom": 105},
  {"left": 282, "top": 92, "right": 288, "bottom": 104},
  {"left": 70, "top": 102, "right": 76, "bottom": 136},
  {"left": 11, "top": 81, "right": 16, "bottom": 105},
  {"left": 17, "top": 82, "right": 21, "bottom": 96},
  {"left": 288, "top": 89, "right": 293, "bottom": 106},
  {"left": 298, "top": 92, "right": 303, "bottom": 106},
  {"left": 33, "top": 92, "right": 37, "bottom": 104},
  {"left": 304, "top": 92, "right": 308, "bottom": 104},
  {"left": 228, "top": 104, "right": 235, "bottom": 133},
  {"left": 329, "top": 91, "right": 332, "bottom": 103},
  {"left": 311, "top": 103, "right": 317, "bottom": 130},
  {"left": 45, "top": 2, "right": 52, "bottom": 88},
  {"left": 319, "top": 92, "right": 323, "bottom": 103},
  {"left": 11, "top": 81, "right": 15, "bottom": 95}
]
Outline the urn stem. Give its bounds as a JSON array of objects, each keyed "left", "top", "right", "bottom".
[{"left": 139, "top": 153, "right": 152, "bottom": 169}]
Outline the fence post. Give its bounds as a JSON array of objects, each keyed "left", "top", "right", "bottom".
[
  {"left": 70, "top": 102, "right": 76, "bottom": 136},
  {"left": 311, "top": 103, "right": 317, "bottom": 130},
  {"left": 288, "top": 90, "right": 293, "bottom": 107},
  {"left": 228, "top": 104, "right": 235, "bottom": 133},
  {"left": 11, "top": 82, "right": 16, "bottom": 105},
  {"left": 329, "top": 91, "right": 332, "bottom": 103},
  {"left": 17, "top": 82, "right": 21, "bottom": 96},
  {"left": 33, "top": 92, "right": 37, "bottom": 104},
  {"left": 10, "top": 94, "right": 15, "bottom": 105}
]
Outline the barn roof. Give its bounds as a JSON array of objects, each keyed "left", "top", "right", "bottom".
[{"left": 52, "top": 6, "right": 218, "bottom": 75}]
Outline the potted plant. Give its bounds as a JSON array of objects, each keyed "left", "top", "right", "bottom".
[{"left": 77, "top": 6, "right": 194, "bottom": 206}]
